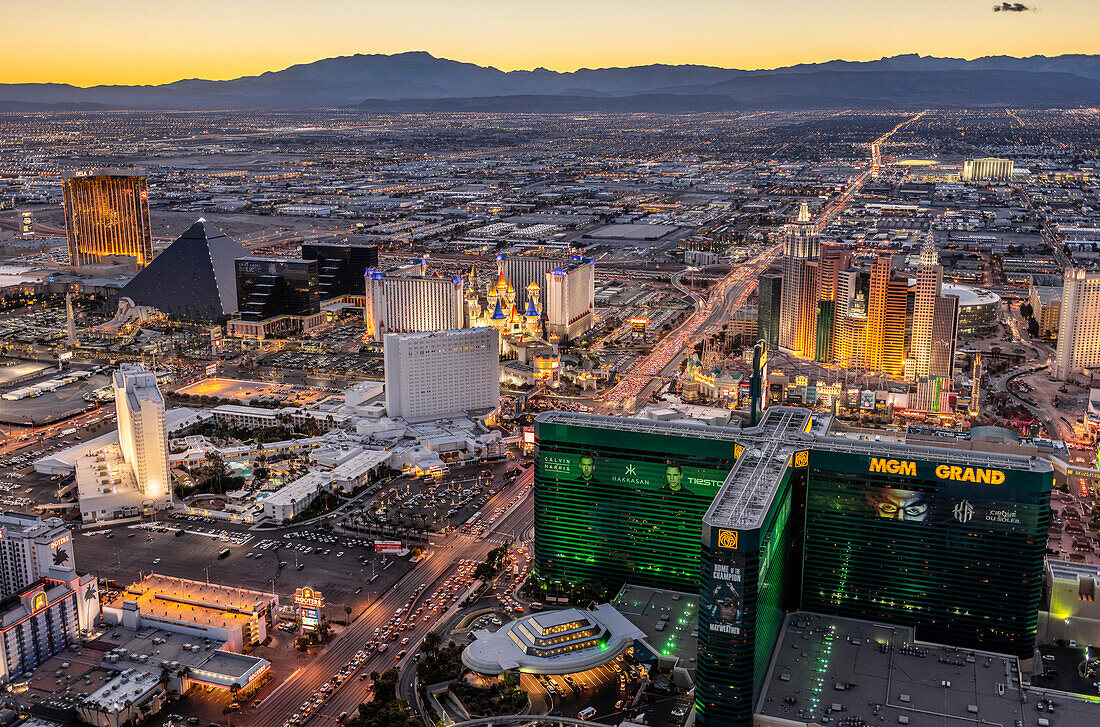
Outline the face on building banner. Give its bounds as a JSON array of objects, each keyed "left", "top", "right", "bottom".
[
  {"left": 540, "top": 451, "right": 727, "bottom": 496},
  {"left": 859, "top": 484, "right": 1032, "bottom": 532},
  {"left": 702, "top": 552, "right": 743, "bottom": 636}
]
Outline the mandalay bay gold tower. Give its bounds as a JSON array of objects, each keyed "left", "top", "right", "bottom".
[{"left": 62, "top": 170, "right": 153, "bottom": 268}]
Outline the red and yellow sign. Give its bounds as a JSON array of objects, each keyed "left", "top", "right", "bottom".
[{"left": 293, "top": 587, "right": 324, "bottom": 608}]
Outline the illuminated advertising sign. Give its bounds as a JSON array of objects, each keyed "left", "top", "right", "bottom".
[
  {"left": 523, "top": 427, "right": 536, "bottom": 446},
  {"left": 845, "top": 387, "right": 859, "bottom": 407},
  {"left": 32, "top": 592, "right": 46, "bottom": 612},
  {"left": 812, "top": 451, "right": 1047, "bottom": 534},
  {"left": 934, "top": 464, "right": 1005, "bottom": 484},
  {"left": 717, "top": 529, "right": 739, "bottom": 549},
  {"left": 803, "top": 448, "right": 1051, "bottom": 657},
  {"left": 869, "top": 458, "right": 916, "bottom": 476},
  {"left": 860, "top": 390, "right": 875, "bottom": 410},
  {"left": 868, "top": 457, "right": 1006, "bottom": 485},
  {"left": 534, "top": 419, "right": 741, "bottom": 593},
  {"left": 374, "top": 540, "right": 402, "bottom": 553},
  {"left": 205, "top": 363, "right": 218, "bottom": 376},
  {"left": 702, "top": 531, "right": 744, "bottom": 636},
  {"left": 539, "top": 452, "right": 728, "bottom": 496},
  {"left": 293, "top": 587, "right": 324, "bottom": 608}
]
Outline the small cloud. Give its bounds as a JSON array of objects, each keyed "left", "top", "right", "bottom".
[{"left": 993, "top": 2, "right": 1032, "bottom": 11}]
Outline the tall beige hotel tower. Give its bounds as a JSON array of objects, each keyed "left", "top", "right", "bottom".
[{"left": 62, "top": 170, "right": 153, "bottom": 268}]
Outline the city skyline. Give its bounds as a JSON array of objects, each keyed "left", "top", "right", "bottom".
[{"left": 4, "top": 0, "right": 1098, "bottom": 86}]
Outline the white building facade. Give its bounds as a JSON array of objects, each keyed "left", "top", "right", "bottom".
[
  {"left": 364, "top": 272, "right": 464, "bottom": 342},
  {"left": 113, "top": 364, "right": 170, "bottom": 502},
  {"left": 384, "top": 327, "right": 500, "bottom": 422},
  {"left": 1055, "top": 268, "right": 1100, "bottom": 379},
  {"left": 544, "top": 257, "right": 595, "bottom": 342},
  {"left": 77, "top": 365, "right": 171, "bottom": 523},
  {"left": 961, "top": 157, "right": 1014, "bottom": 182},
  {"left": 0, "top": 513, "right": 77, "bottom": 599}
]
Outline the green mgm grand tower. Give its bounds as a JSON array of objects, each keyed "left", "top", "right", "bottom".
[{"left": 533, "top": 408, "right": 1051, "bottom": 727}]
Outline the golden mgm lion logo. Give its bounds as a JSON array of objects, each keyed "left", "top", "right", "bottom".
[
  {"left": 717, "top": 529, "right": 739, "bottom": 549},
  {"left": 793, "top": 450, "right": 809, "bottom": 468}
]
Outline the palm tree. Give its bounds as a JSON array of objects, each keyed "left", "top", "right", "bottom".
[{"left": 423, "top": 631, "right": 442, "bottom": 654}]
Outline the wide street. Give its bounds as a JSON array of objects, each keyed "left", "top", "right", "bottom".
[{"left": 238, "top": 467, "right": 535, "bottom": 727}]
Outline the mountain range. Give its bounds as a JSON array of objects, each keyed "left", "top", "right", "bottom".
[{"left": 4, "top": 52, "right": 1100, "bottom": 111}]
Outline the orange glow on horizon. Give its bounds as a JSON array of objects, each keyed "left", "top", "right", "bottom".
[{"left": 2, "top": 0, "right": 1098, "bottom": 87}]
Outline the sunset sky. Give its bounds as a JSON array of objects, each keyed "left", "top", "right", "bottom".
[{"left": 4, "top": 0, "right": 1098, "bottom": 86}]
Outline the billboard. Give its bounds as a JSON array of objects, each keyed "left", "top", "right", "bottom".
[
  {"left": 803, "top": 448, "right": 1051, "bottom": 657},
  {"left": 702, "top": 528, "right": 745, "bottom": 636},
  {"left": 808, "top": 451, "right": 1047, "bottom": 535},
  {"left": 539, "top": 451, "right": 728, "bottom": 496},
  {"left": 533, "top": 418, "right": 741, "bottom": 592},
  {"left": 374, "top": 540, "right": 402, "bottom": 553}
]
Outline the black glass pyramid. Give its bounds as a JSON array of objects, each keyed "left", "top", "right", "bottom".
[{"left": 116, "top": 219, "right": 249, "bottom": 321}]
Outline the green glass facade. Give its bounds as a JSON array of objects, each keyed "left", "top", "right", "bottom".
[
  {"left": 696, "top": 464, "right": 802, "bottom": 727},
  {"left": 534, "top": 418, "right": 738, "bottom": 593},
  {"left": 801, "top": 450, "right": 1050, "bottom": 657},
  {"left": 533, "top": 411, "right": 1053, "bottom": 727},
  {"left": 757, "top": 274, "right": 782, "bottom": 351}
]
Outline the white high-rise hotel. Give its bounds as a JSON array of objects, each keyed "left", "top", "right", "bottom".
[
  {"left": 364, "top": 265, "right": 464, "bottom": 343},
  {"left": 77, "top": 364, "right": 171, "bottom": 524},
  {"left": 384, "top": 327, "right": 500, "bottom": 422},
  {"left": 1054, "top": 269, "right": 1100, "bottom": 380},
  {"left": 114, "top": 363, "right": 170, "bottom": 500}
]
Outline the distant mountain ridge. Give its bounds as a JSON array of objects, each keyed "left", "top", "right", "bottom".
[{"left": 3, "top": 51, "right": 1100, "bottom": 111}]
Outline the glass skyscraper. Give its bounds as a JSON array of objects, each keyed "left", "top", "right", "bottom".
[
  {"left": 62, "top": 170, "right": 153, "bottom": 268},
  {"left": 534, "top": 413, "right": 739, "bottom": 593},
  {"left": 757, "top": 274, "right": 782, "bottom": 351}
]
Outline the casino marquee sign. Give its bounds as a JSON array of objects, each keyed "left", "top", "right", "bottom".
[
  {"left": 294, "top": 587, "right": 324, "bottom": 608},
  {"left": 808, "top": 451, "right": 1049, "bottom": 493}
]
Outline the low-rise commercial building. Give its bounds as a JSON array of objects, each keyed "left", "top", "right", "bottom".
[
  {"left": 261, "top": 448, "right": 390, "bottom": 523},
  {"left": 101, "top": 574, "right": 278, "bottom": 652},
  {"left": 462, "top": 604, "right": 644, "bottom": 674}
]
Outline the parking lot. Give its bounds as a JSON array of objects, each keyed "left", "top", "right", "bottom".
[
  {"left": 73, "top": 518, "right": 415, "bottom": 620},
  {"left": 259, "top": 345, "right": 382, "bottom": 380},
  {"left": 346, "top": 460, "right": 529, "bottom": 536}
]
